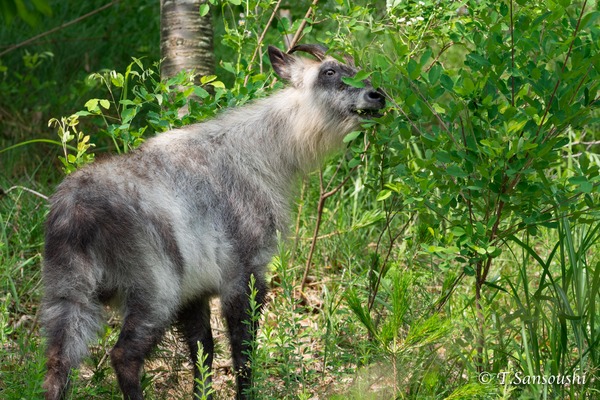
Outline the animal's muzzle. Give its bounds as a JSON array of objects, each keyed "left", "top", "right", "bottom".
[
  {"left": 351, "top": 88, "right": 386, "bottom": 117},
  {"left": 364, "top": 89, "right": 386, "bottom": 109}
]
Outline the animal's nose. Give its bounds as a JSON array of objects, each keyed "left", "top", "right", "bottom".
[{"left": 365, "top": 89, "right": 386, "bottom": 108}]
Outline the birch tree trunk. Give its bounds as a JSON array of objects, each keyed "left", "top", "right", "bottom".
[{"left": 160, "top": 0, "right": 214, "bottom": 82}]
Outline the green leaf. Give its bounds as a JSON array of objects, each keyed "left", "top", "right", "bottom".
[
  {"left": 121, "top": 107, "right": 138, "bottom": 124},
  {"left": 193, "top": 87, "right": 210, "bottom": 99},
  {"left": 466, "top": 53, "right": 491, "bottom": 68},
  {"left": 348, "top": 158, "right": 361, "bottom": 168},
  {"left": 221, "top": 62, "right": 236, "bottom": 74},
  {"left": 376, "top": 190, "right": 392, "bottom": 202},
  {"left": 435, "top": 151, "right": 452, "bottom": 163},
  {"left": 463, "top": 265, "right": 475, "bottom": 276},
  {"left": 84, "top": 99, "right": 99, "bottom": 112},
  {"left": 440, "top": 74, "right": 454, "bottom": 90},
  {"left": 458, "top": 77, "right": 475, "bottom": 95},
  {"left": 199, "top": 3, "right": 210, "bottom": 17},
  {"left": 407, "top": 58, "right": 420, "bottom": 80},
  {"left": 428, "top": 64, "right": 442, "bottom": 84},
  {"left": 343, "top": 130, "right": 361, "bottom": 143},
  {"left": 200, "top": 75, "right": 217, "bottom": 85},
  {"left": 483, "top": 281, "right": 508, "bottom": 293},
  {"left": 31, "top": 0, "right": 52, "bottom": 16},
  {"left": 342, "top": 75, "right": 366, "bottom": 88},
  {"left": 451, "top": 226, "right": 466, "bottom": 236},
  {"left": 446, "top": 165, "right": 468, "bottom": 178},
  {"left": 432, "top": 103, "right": 445, "bottom": 114},
  {"left": 74, "top": 110, "right": 93, "bottom": 117},
  {"left": 210, "top": 80, "right": 225, "bottom": 89},
  {"left": 354, "top": 70, "right": 371, "bottom": 82},
  {"left": 580, "top": 11, "right": 600, "bottom": 30},
  {"left": 569, "top": 176, "right": 593, "bottom": 193},
  {"left": 110, "top": 72, "right": 125, "bottom": 87}
]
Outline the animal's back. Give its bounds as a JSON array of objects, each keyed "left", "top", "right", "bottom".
[{"left": 48, "top": 127, "right": 240, "bottom": 300}]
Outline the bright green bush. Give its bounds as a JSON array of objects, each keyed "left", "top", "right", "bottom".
[{"left": 330, "top": 0, "right": 600, "bottom": 397}]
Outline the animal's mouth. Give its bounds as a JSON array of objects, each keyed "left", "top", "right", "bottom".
[
  {"left": 351, "top": 107, "right": 384, "bottom": 119},
  {"left": 350, "top": 89, "right": 386, "bottom": 118}
]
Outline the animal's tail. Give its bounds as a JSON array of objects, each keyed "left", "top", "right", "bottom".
[
  {"left": 41, "top": 267, "right": 103, "bottom": 400},
  {"left": 41, "top": 199, "right": 104, "bottom": 400}
]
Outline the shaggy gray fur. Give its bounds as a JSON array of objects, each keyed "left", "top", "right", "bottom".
[{"left": 41, "top": 44, "right": 385, "bottom": 400}]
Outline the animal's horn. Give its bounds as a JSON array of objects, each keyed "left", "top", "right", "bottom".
[{"left": 288, "top": 44, "right": 328, "bottom": 61}]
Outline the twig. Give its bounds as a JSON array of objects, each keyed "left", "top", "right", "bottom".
[
  {"left": 289, "top": 178, "right": 307, "bottom": 269},
  {"left": 534, "top": 0, "right": 588, "bottom": 141},
  {"left": 243, "top": 0, "right": 284, "bottom": 86},
  {"left": 287, "top": 0, "right": 319, "bottom": 51},
  {"left": 367, "top": 213, "right": 414, "bottom": 311},
  {"left": 293, "top": 230, "right": 343, "bottom": 241},
  {"left": 510, "top": 0, "right": 515, "bottom": 108},
  {"left": 567, "top": 140, "right": 600, "bottom": 147},
  {"left": 434, "top": 272, "right": 465, "bottom": 312},
  {"left": 424, "top": 41, "right": 455, "bottom": 73},
  {"left": 299, "top": 139, "right": 372, "bottom": 291},
  {"left": 0, "top": 1, "right": 119, "bottom": 57},
  {"left": 300, "top": 167, "right": 356, "bottom": 291},
  {"left": 2, "top": 185, "right": 49, "bottom": 201},
  {"left": 269, "top": 0, "right": 319, "bottom": 89}
]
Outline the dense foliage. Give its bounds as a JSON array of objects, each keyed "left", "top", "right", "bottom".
[{"left": 1, "top": 0, "right": 599, "bottom": 398}]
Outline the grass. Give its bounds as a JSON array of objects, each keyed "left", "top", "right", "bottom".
[
  {"left": 1, "top": 149, "right": 599, "bottom": 398},
  {"left": 0, "top": 164, "right": 49, "bottom": 399}
]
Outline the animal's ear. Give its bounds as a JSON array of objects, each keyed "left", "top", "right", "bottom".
[{"left": 268, "top": 45, "right": 294, "bottom": 81}]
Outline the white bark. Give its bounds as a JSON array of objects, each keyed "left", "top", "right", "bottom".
[{"left": 160, "top": 0, "right": 214, "bottom": 82}]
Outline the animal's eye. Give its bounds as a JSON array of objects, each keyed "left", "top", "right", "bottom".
[{"left": 325, "top": 69, "right": 336, "bottom": 76}]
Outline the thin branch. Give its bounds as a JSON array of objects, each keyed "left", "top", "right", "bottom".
[
  {"left": 425, "top": 41, "right": 455, "bottom": 73},
  {"left": 568, "top": 140, "right": 600, "bottom": 146},
  {"left": 0, "top": 1, "right": 119, "bottom": 57},
  {"left": 434, "top": 271, "right": 465, "bottom": 312},
  {"left": 510, "top": 0, "right": 515, "bottom": 108},
  {"left": 299, "top": 138, "right": 372, "bottom": 291},
  {"left": 300, "top": 165, "right": 358, "bottom": 291},
  {"left": 534, "top": 0, "right": 588, "bottom": 141},
  {"left": 269, "top": 0, "right": 320, "bottom": 89},
  {"left": 243, "top": 0, "right": 284, "bottom": 86},
  {"left": 289, "top": 178, "right": 307, "bottom": 269},
  {"left": 287, "top": 0, "right": 319, "bottom": 51},
  {"left": 408, "top": 80, "right": 449, "bottom": 133},
  {"left": 367, "top": 213, "right": 414, "bottom": 311},
  {"left": 2, "top": 186, "right": 49, "bottom": 201}
]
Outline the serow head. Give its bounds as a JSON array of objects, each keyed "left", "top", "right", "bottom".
[{"left": 268, "top": 44, "right": 386, "bottom": 123}]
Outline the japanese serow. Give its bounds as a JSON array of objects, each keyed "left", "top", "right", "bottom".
[{"left": 41, "top": 44, "right": 385, "bottom": 400}]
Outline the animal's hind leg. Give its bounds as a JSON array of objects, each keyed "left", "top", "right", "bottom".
[
  {"left": 110, "top": 297, "right": 170, "bottom": 400},
  {"left": 177, "top": 297, "right": 214, "bottom": 399},
  {"left": 222, "top": 272, "right": 268, "bottom": 400}
]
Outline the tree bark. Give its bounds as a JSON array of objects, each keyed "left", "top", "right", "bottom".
[{"left": 160, "top": 0, "right": 214, "bottom": 82}]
